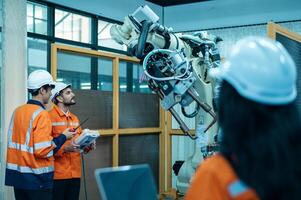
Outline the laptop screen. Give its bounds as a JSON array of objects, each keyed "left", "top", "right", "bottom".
[{"left": 94, "top": 164, "right": 158, "bottom": 200}]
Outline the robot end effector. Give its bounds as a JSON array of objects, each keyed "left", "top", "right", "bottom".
[{"left": 110, "top": 5, "right": 177, "bottom": 59}]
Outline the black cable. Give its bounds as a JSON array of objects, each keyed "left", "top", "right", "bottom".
[
  {"left": 181, "top": 103, "right": 200, "bottom": 118},
  {"left": 136, "top": 20, "right": 152, "bottom": 59},
  {"left": 81, "top": 154, "right": 88, "bottom": 200}
]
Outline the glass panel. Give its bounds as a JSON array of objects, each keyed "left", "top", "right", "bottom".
[
  {"left": 27, "top": 16, "right": 33, "bottom": 32},
  {"left": 27, "top": 37, "right": 47, "bottom": 74},
  {"left": 276, "top": 33, "right": 301, "bottom": 115},
  {"left": 98, "top": 20, "right": 127, "bottom": 51},
  {"left": 34, "top": 19, "right": 47, "bottom": 34},
  {"left": 57, "top": 52, "right": 91, "bottom": 89},
  {"left": 119, "top": 92, "right": 159, "bottom": 128},
  {"left": 119, "top": 61, "right": 152, "bottom": 93},
  {"left": 57, "top": 52, "right": 113, "bottom": 129},
  {"left": 119, "top": 134, "right": 160, "bottom": 190},
  {"left": 27, "top": 3, "right": 33, "bottom": 17},
  {"left": 35, "top": 4, "right": 47, "bottom": 20},
  {"left": 98, "top": 58, "right": 113, "bottom": 91},
  {"left": 55, "top": 9, "right": 91, "bottom": 43},
  {"left": 79, "top": 136, "right": 113, "bottom": 200},
  {"left": 71, "top": 90, "right": 113, "bottom": 129},
  {"left": 27, "top": 2, "right": 47, "bottom": 35}
]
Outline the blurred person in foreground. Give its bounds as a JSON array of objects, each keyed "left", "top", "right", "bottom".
[{"left": 185, "top": 36, "right": 301, "bottom": 200}]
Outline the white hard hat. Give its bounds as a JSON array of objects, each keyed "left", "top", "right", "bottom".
[
  {"left": 28, "top": 70, "right": 55, "bottom": 90},
  {"left": 50, "top": 82, "right": 71, "bottom": 100},
  {"left": 210, "top": 36, "right": 296, "bottom": 105}
]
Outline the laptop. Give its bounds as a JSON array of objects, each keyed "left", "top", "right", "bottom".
[{"left": 94, "top": 164, "right": 158, "bottom": 200}]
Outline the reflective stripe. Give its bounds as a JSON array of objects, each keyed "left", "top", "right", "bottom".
[
  {"left": 52, "top": 141, "right": 57, "bottom": 148},
  {"left": 7, "top": 107, "right": 52, "bottom": 155},
  {"left": 7, "top": 107, "right": 43, "bottom": 146},
  {"left": 46, "top": 150, "right": 53, "bottom": 158},
  {"left": 6, "top": 163, "right": 53, "bottom": 174},
  {"left": 8, "top": 142, "right": 34, "bottom": 153},
  {"left": 8, "top": 141, "right": 53, "bottom": 155},
  {"left": 25, "top": 108, "right": 44, "bottom": 145},
  {"left": 69, "top": 122, "right": 79, "bottom": 126},
  {"left": 9, "top": 141, "right": 53, "bottom": 154},
  {"left": 52, "top": 122, "right": 67, "bottom": 126},
  {"left": 34, "top": 141, "right": 52, "bottom": 150},
  {"left": 7, "top": 111, "right": 15, "bottom": 143},
  {"left": 228, "top": 180, "right": 248, "bottom": 197},
  {"left": 52, "top": 122, "right": 79, "bottom": 127}
]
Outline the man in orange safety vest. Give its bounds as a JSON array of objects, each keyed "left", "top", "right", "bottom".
[{"left": 5, "top": 70, "right": 75, "bottom": 200}]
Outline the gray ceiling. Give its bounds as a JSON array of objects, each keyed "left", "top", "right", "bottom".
[
  {"left": 45, "top": 0, "right": 301, "bottom": 31},
  {"left": 145, "top": 0, "right": 211, "bottom": 7}
]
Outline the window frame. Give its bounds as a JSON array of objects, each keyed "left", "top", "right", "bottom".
[
  {"left": 27, "top": 0, "right": 127, "bottom": 58},
  {"left": 27, "top": 2, "right": 48, "bottom": 35}
]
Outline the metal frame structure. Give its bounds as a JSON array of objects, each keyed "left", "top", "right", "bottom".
[
  {"left": 51, "top": 43, "right": 171, "bottom": 194},
  {"left": 267, "top": 22, "right": 301, "bottom": 41}
]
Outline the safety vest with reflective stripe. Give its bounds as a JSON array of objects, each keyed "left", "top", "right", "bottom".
[
  {"left": 5, "top": 102, "right": 55, "bottom": 190},
  {"left": 48, "top": 105, "right": 82, "bottom": 180},
  {"left": 185, "top": 154, "right": 260, "bottom": 200}
]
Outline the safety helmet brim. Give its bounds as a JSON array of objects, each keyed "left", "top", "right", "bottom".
[
  {"left": 27, "top": 81, "right": 56, "bottom": 91},
  {"left": 49, "top": 81, "right": 56, "bottom": 89},
  {"left": 59, "top": 84, "right": 71, "bottom": 92}
]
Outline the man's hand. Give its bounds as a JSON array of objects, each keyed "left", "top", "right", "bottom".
[
  {"left": 62, "top": 128, "right": 76, "bottom": 140},
  {"left": 83, "top": 141, "right": 96, "bottom": 154},
  {"left": 64, "top": 140, "right": 80, "bottom": 152}
]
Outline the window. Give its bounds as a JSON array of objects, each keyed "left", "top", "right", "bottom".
[
  {"left": 98, "top": 20, "right": 127, "bottom": 51},
  {"left": 57, "top": 52, "right": 91, "bottom": 89},
  {"left": 119, "top": 61, "right": 151, "bottom": 93},
  {"left": 27, "top": 2, "right": 48, "bottom": 35},
  {"left": 27, "top": 37, "right": 48, "bottom": 74},
  {"left": 55, "top": 9, "right": 91, "bottom": 43},
  {"left": 98, "top": 58, "right": 113, "bottom": 91}
]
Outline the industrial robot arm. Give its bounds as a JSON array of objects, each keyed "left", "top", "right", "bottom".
[
  {"left": 111, "top": 5, "right": 222, "bottom": 194},
  {"left": 111, "top": 5, "right": 222, "bottom": 141}
]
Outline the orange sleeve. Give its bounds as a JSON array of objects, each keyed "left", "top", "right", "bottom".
[
  {"left": 185, "top": 165, "right": 228, "bottom": 200},
  {"left": 32, "top": 111, "right": 55, "bottom": 158}
]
